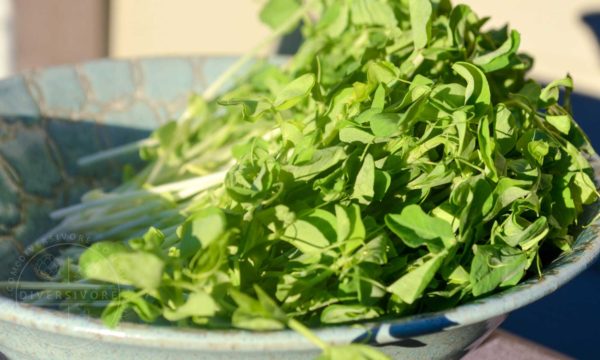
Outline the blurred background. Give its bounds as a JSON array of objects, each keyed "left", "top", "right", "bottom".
[
  {"left": 0, "top": 0, "right": 599, "bottom": 94},
  {"left": 0, "top": 0, "right": 598, "bottom": 358}
]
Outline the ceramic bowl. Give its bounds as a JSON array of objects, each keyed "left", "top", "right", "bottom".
[{"left": 0, "top": 57, "right": 599, "bottom": 360}]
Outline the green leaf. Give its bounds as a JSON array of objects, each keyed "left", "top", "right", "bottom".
[
  {"left": 350, "top": 0, "right": 397, "bottom": 27},
  {"left": 373, "top": 170, "right": 391, "bottom": 201},
  {"left": 385, "top": 204, "right": 456, "bottom": 252},
  {"left": 318, "top": 1, "right": 349, "bottom": 38},
  {"left": 494, "top": 104, "right": 517, "bottom": 154},
  {"left": 452, "top": 62, "right": 491, "bottom": 106},
  {"left": 448, "top": 5, "right": 477, "bottom": 47},
  {"left": 387, "top": 251, "right": 447, "bottom": 304},
  {"left": 552, "top": 175, "right": 578, "bottom": 227},
  {"left": 274, "top": 73, "right": 316, "bottom": 110},
  {"left": 496, "top": 215, "right": 548, "bottom": 250},
  {"left": 478, "top": 115, "right": 499, "bottom": 181},
  {"left": 540, "top": 76, "right": 573, "bottom": 105},
  {"left": 254, "top": 285, "right": 287, "bottom": 321},
  {"left": 371, "top": 84, "right": 386, "bottom": 111},
  {"left": 517, "top": 217, "right": 549, "bottom": 251},
  {"left": 369, "top": 113, "right": 400, "bottom": 137},
  {"left": 527, "top": 140, "right": 549, "bottom": 166},
  {"left": 353, "top": 154, "right": 376, "bottom": 205},
  {"left": 129, "top": 226, "right": 165, "bottom": 251},
  {"left": 546, "top": 115, "right": 571, "bottom": 135},
  {"left": 218, "top": 98, "right": 272, "bottom": 121},
  {"left": 283, "top": 210, "right": 336, "bottom": 254},
  {"left": 470, "top": 244, "right": 528, "bottom": 296},
  {"left": 571, "top": 171, "right": 598, "bottom": 205},
  {"left": 485, "top": 178, "right": 532, "bottom": 220},
  {"left": 281, "top": 121, "right": 305, "bottom": 145},
  {"left": 101, "top": 298, "right": 128, "bottom": 328},
  {"left": 80, "top": 242, "right": 164, "bottom": 290},
  {"left": 163, "top": 291, "right": 219, "bottom": 321},
  {"left": 366, "top": 61, "right": 400, "bottom": 86},
  {"left": 178, "top": 207, "right": 226, "bottom": 259},
  {"left": 473, "top": 30, "right": 521, "bottom": 72},
  {"left": 339, "top": 127, "right": 375, "bottom": 144},
  {"left": 153, "top": 121, "right": 177, "bottom": 149},
  {"left": 320, "top": 304, "right": 380, "bottom": 324},
  {"left": 359, "top": 233, "right": 392, "bottom": 265},
  {"left": 230, "top": 290, "right": 285, "bottom": 330},
  {"left": 409, "top": 0, "right": 433, "bottom": 49},
  {"left": 398, "top": 95, "right": 430, "bottom": 130},
  {"left": 284, "top": 147, "right": 346, "bottom": 180},
  {"left": 259, "top": 0, "right": 301, "bottom": 31},
  {"left": 101, "top": 291, "right": 161, "bottom": 328},
  {"left": 335, "top": 204, "right": 366, "bottom": 254}
]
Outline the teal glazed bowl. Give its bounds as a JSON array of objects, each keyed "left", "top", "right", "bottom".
[{"left": 0, "top": 57, "right": 599, "bottom": 360}]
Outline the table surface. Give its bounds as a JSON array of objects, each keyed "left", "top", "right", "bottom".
[
  {"left": 0, "top": 330, "right": 571, "bottom": 360},
  {"left": 465, "top": 330, "right": 572, "bottom": 360}
]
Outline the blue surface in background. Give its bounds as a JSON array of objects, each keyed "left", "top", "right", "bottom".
[{"left": 501, "top": 92, "right": 600, "bottom": 360}]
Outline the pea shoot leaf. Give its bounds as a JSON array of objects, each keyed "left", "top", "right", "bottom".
[
  {"left": 470, "top": 244, "right": 528, "bottom": 296},
  {"left": 385, "top": 204, "right": 456, "bottom": 252},
  {"left": 80, "top": 242, "right": 164, "bottom": 290},
  {"left": 260, "top": 0, "right": 301, "bottom": 31}
]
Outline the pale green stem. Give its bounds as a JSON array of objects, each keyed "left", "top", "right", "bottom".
[
  {"left": 61, "top": 200, "right": 168, "bottom": 232},
  {"left": 89, "top": 210, "right": 179, "bottom": 243},
  {"left": 50, "top": 172, "right": 226, "bottom": 220},
  {"left": 287, "top": 319, "right": 329, "bottom": 350},
  {"left": 77, "top": 138, "right": 159, "bottom": 167}
]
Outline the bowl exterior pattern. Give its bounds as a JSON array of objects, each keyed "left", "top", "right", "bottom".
[
  {"left": 0, "top": 57, "right": 599, "bottom": 360},
  {"left": 0, "top": 312, "right": 504, "bottom": 360}
]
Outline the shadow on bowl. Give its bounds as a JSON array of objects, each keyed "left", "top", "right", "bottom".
[{"left": 0, "top": 116, "right": 150, "bottom": 278}]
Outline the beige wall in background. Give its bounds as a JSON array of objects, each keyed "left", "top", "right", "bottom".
[
  {"left": 110, "top": 0, "right": 600, "bottom": 95},
  {"left": 0, "top": 1, "right": 13, "bottom": 77},
  {"left": 458, "top": 0, "right": 600, "bottom": 95},
  {"left": 109, "top": 0, "right": 273, "bottom": 57}
]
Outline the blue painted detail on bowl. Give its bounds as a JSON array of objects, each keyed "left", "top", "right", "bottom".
[{"left": 353, "top": 315, "right": 459, "bottom": 345}]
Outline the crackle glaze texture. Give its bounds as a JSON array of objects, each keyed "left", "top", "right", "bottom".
[{"left": 0, "top": 57, "right": 599, "bottom": 360}]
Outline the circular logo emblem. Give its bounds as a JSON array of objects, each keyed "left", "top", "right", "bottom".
[{"left": 4, "top": 232, "right": 122, "bottom": 351}]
